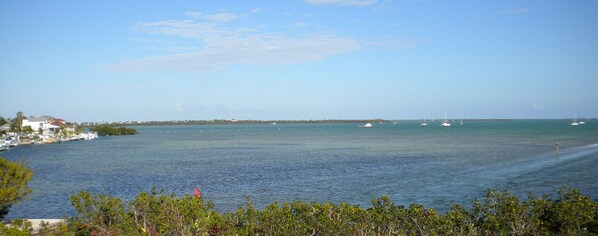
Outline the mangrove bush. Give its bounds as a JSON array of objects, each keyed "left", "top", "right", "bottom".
[
  {"left": 54, "top": 188, "right": 598, "bottom": 235},
  {"left": 91, "top": 125, "right": 137, "bottom": 136}
]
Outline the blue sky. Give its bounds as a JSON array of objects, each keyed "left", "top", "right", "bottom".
[{"left": 1, "top": 0, "right": 597, "bottom": 122}]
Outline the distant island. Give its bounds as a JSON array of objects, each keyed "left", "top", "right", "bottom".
[{"left": 90, "top": 125, "right": 137, "bottom": 136}]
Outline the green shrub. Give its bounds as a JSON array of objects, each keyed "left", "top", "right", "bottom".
[
  {"left": 0, "top": 157, "right": 33, "bottom": 220},
  {"left": 90, "top": 125, "right": 137, "bottom": 136},
  {"left": 64, "top": 187, "right": 598, "bottom": 235},
  {"left": 68, "top": 187, "right": 223, "bottom": 235},
  {"left": 0, "top": 218, "right": 31, "bottom": 236}
]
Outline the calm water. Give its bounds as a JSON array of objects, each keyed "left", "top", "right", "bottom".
[{"left": 3, "top": 120, "right": 598, "bottom": 219}]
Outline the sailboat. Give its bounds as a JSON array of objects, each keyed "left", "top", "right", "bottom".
[
  {"left": 460, "top": 118, "right": 463, "bottom": 125},
  {"left": 441, "top": 112, "right": 451, "bottom": 127},
  {"left": 571, "top": 114, "right": 580, "bottom": 126},
  {"left": 421, "top": 117, "right": 428, "bottom": 126}
]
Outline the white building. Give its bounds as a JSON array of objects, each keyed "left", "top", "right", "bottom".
[{"left": 21, "top": 116, "right": 63, "bottom": 135}]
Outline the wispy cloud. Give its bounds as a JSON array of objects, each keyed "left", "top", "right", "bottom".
[
  {"left": 294, "top": 21, "right": 307, "bottom": 28},
  {"left": 108, "top": 12, "right": 360, "bottom": 72},
  {"left": 502, "top": 8, "right": 529, "bottom": 15},
  {"left": 250, "top": 8, "right": 264, "bottom": 14},
  {"left": 174, "top": 103, "right": 185, "bottom": 112},
  {"left": 185, "top": 12, "right": 238, "bottom": 22},
  {"left": 305, "top": 0, "right": 377, "bottom": 6}
]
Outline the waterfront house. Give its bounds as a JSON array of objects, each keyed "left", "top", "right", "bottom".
[{"left": 21, "top": 116, "right": 64, "bottom": 136}]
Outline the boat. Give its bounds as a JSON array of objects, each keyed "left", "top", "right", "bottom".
[
  {"left": 5, "top": 137, "right": 19, "bottom": 147},
  {"left": 571, "top": 114, "right": 580, "bottom": 126},
  {"left": 361, "top": 123, "right": 373, "bottom": 128},
  {"left": 579, "top": 121, "right": 586, "bottom": 125},
  {"left": 0, "top": 141, "right": 9, "bottom": 151},
  {"left": 441, "top": 112, "right": 451, "bottom": 127},
  {"left": 421, "top": 118, "right": 428, "bottom": 126},
  {"left": 460, "top": 118, "right": 463, "bottom": 125}
]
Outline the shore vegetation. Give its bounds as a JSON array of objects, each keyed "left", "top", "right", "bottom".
[
  {"left": 90, "top": 125, "right": 137, "bottom": 136},
  {"left": 0, "top": 158, "right": 33, "bottom": 221},
  {"left": 3, "top": 186, "right": 596, "bottom": 235}
]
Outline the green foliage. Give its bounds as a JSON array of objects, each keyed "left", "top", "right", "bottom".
[
  {"left": 90, "top": 125, "right": 137, "bottom": 136},
  {"left": 0, "top": 116, "right": 7, "bottom": 126},
  {"left": 9, "top": 111, "right": 24, "bottom": 132},
  {"left": 75, "top": 126, "right": 83, "bottom": 135},
  {"left": 22, "top": 126, "right": 34, "bottom": 134},
  {"left": 68, "top": 188, "right": 223, "bottom": 235},
  {"left": 0, "top": 218, "right": 32, "bottom": 236},
  {"left": 0, "top": 157, "right": 34, "bottom": 220},
  {"left": 61, "top": 187, "right": 598, "bottom": 235}
]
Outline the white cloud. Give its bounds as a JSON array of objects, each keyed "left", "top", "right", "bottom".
[
  {"left": 185, "top": 12, "right": 238, "bottom": 22},
  {"left": 250, "top": 8, "right": 264, "bottom": 14},
  {"left": 174, "top": 103, "right": 184, "bottom": 112},
  {"left": 109, "top": 33, "right": 359, "bottom": 72},
  {"left": 502, "top": 8, "right": 529, "bottom": 15},
  {"left": 108, "top": 13, "right": 360, "bottom": 72},
  {"left": 134, "top": 20, "right": 220, "bottom": 38},
  {"left": 305, "top": 0, "right": 376, "bottom": 6},
  {"left": 294, "top": 21, "right": 307, "bottom": 28}
]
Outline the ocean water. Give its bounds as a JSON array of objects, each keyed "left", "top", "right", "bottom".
[{"left": 3, "top": 120, "right": 598, "bottom": 219}]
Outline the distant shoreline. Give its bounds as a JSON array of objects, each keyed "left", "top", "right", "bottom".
[
  {"left": 81, "top": 118, "right": 596, "bottom": 127},
  {"left": 83, "top": 119, "right": 388, "bottom": 127}
]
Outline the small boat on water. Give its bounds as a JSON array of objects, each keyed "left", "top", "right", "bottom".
[
  {"left": 0, "top": 141, "right": 9, "bottom": 151},
  {"left": 5, "top": 137, "right": 19, "bottom": 147},
  {"left": 441, "top": 112, "right": 451, "bottom": 127},
  {"left": 421, "top": 118, "right": 428, "bottom": 126},
  {"left": 571, "top": 114, "right": 580, "bottom": 126},
  {"left": 361, "top": 123, "right": 373, "bottom": 128}
]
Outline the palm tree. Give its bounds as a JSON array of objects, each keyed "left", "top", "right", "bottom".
[{"left": 10, "top": 111, "right": 25, "bottom": 132}]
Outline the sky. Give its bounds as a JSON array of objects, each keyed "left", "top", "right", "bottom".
[{"left": 1, "top": 0, "right": 597, "bottom": 122}]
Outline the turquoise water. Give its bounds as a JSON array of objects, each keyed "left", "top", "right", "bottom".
[{"left": 3, "top": 120, "right": 598, "bottom": 219}]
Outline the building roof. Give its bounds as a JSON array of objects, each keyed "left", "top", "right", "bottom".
[
  {"left": 26, "top": 116, "right": 55, "bottom": 122},
  {"left": 49, "top": 119, "right": 65, "bottom": 127}
]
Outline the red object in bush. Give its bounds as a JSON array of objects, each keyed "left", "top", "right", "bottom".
[{"left": 194, "top": 187, "right": 201, "bottom": 199}]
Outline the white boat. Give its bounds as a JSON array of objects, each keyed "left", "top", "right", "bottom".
[
  {"left": 421, "top": 118, "right": 428, "bottom": 126},
  {"left": 571, "top": 114, "right": 580, "bottom": 126},
  {"left": 0, "top": 141, "right": 9, "bottom": 151},
  {"left": 361, "top": 123, "right": 373, "bottom": 128},
  {"left": 579, "top": 121, "right": 586, "bottom": 125},
  {"left": 460, "top": 118, "right": 463, "bottom": 125},
  {"left": 441, "top": 112, "right": 451, "bottom": 127},
  {"left": 5, "top": 137, "right": 19, "bottom": 147}
]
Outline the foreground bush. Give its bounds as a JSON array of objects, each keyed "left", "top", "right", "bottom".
[
  {"left": 0, "top": 157, "right": 33, "bottom": 220},
  {"left": 56, "top": 187, "right": 598, "bottom": 235},
  {"left": 68, "top": 187, "right": 225, "bottom": 235}
]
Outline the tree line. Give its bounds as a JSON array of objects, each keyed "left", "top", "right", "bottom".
[{"left": 90, "top": 125, "right": 137, "bottom": 136}]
